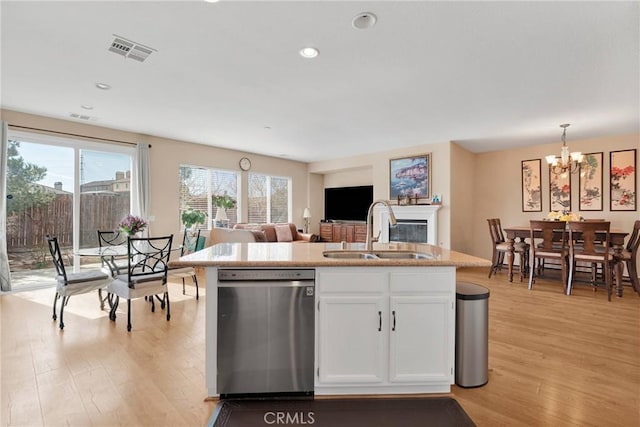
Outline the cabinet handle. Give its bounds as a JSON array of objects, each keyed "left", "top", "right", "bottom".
[
  {"left": 378, "top": 311, "right": 382, "bottom": 332},
  {"left": 392, "top": 310, "right": 396, "bottom": 331}
]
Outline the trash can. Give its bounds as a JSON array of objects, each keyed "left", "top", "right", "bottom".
[{"left": 455, "top": 281, "right": 489, "bottom": 388}]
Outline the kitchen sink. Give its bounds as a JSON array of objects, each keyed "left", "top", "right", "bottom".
[
  {"left": 373, "top": 251, "right": 432, "bottom": 259},
  {"left": 322, "top": 251, "right": 379, "bottom": 259},
  {"left": 323, "top": 250, "right": 432, "bottom": 260}
]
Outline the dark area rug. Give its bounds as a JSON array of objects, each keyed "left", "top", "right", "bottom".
[{"left": 208, "top": 397, "right": 475, "bottom": 427}]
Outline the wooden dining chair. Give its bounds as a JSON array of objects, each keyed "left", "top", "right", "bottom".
[
  {"left": 46, "top": 235, "right": 113, "bottom": 329},
  {"left": 615, "top": 220, "right": 640, "bottom": 295},
  {"left": 487, "top": 218, "right": 529, "bottom": 280},
  {"left": 106, "top": 235, "right": 173, "bottom": 331},
  {"left": 567, "top": 221, "right": 618, "bottom": 301},
  {"left": 528, "top": 220, "right": 569, "bottom": 292}
]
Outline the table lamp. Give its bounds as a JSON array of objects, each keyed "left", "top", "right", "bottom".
[{"left": 303, "top": 208, "right": 311, "bottom": 233}]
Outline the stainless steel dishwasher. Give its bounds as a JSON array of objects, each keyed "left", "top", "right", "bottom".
[{"left": 217, "top": 268, "right": 315, "bottom": 398}]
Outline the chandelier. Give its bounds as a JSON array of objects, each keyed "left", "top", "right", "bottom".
[{"left": 545, "top": 123, "right": 583, "bottom": 175}]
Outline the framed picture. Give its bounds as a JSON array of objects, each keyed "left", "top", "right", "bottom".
[
  {"left": 521, "top": 159, "right": 542, "bottom": 212},
  {"left": 579, "top": 152, "right": 603, "bottom": 211},
  {"left": 389, "top": 154, "right": 431, "bottom": 200},
  {"left": 549, "top": 161, "right": 571, "bottom": 211},
  {"left": 610, "top": 149, "right": 636, "bottom": 211}
]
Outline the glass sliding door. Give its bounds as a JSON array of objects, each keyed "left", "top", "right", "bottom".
[
  {"left": 79, "top": 150, "right": 132, "bottom": 249},
  {"left": 4, "top": 130, "right": 134, "bottom": 292},
  {"left": 5, "top": 139, "right": 73, "bottom": 290}
]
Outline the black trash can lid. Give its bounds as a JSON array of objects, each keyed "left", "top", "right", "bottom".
[{"left": 456, "top": 281, "right": 490, "bottom": 300}]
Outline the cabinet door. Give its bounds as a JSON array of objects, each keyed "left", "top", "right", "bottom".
[
  {"left": 319, "top": 223, "right": 333, "bottom": 242},
  {"left": 388, "top": 295, "right": 453, "bottom": 383},
  {"left": 343, "top": 224, "right": 355, "bottom": 242},
  {"left": 354, "top": 225, "right": 368, "bottom": 243},
  {"left": 318, "top": 296, "right": 386, "bottom": 384}
]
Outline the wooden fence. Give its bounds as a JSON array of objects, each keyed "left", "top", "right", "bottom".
[{"left": 6, "top": 192, "right": 130, "bottom": 249}]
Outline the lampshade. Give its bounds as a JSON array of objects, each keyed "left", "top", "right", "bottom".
[
  {"left": 303, "top": 208, "right": 311, "bottom": 219},
  {"left": 215, "top": 208, "right": 228, "bottom": 221}
]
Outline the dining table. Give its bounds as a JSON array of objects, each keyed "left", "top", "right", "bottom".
[{"left": 503, "top": 225, "right": 629, "bottom": 296}]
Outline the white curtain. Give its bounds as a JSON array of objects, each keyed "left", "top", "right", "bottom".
[
  {"left": 0, "top": 122, "right": 11, "bottom": 291},
  {"left": 134, "top": 143, "right": 150, "bottom": 236}
]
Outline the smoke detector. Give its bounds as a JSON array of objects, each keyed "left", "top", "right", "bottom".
[
  {"left": 352, "top": 12, "right": 377, "bottom": 30},
  {"left": 108, "top": 34, "right": 157, "bottom": 62}
]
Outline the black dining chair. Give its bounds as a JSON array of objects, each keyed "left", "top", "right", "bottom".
[
  {"left": 168, "top": 229, "right": 202, "bottom": 299},
  {"left": 46, "top": 235, "right": 113, "bottom": 329},
  {"left": 106, "top": 235, "right": 173, "bottom": 331}
]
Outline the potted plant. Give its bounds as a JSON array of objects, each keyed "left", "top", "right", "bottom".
[
  {"left": 181, "top": 208, "right": 206, "bottom": 230},
  {"left": 212, "top": 192, "right": 237, "bottom": 210},
  {"left": 118, "top": 214, "right": 147, "bottom": 236},
  {"left": 212, "top": 193, "right": 236, "bottom": 226}
]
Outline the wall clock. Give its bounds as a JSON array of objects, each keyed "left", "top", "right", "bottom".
[{"left": 239, "top": 157, "right": 251, "bottom": 171}]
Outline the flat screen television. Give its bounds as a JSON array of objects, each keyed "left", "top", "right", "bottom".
[{"left": 324, "top": 185, "right": 373, "bottom": 222}]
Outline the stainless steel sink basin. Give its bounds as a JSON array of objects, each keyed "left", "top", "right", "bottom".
[
  {"left": 322, "top": 251, "right": 379, "bottom": 259},
  {"left": 322, "top": 250, "right": 431, "bottom": 260},
  {"left": 373, "top": 251, "right": 432, "bottom": 259}
]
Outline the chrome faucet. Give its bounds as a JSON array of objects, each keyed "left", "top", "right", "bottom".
[{"left": 365, "top": 199, "right": 397, "bottom": 251}]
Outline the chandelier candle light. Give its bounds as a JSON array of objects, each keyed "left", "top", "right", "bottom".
[{"left": 546, "top": 124, "right": 583, "bottom": 175}]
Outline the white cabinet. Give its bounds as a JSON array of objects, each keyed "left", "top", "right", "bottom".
[
  {"left": 315, "top": 267, "right": 455, "bottom": 394},
  {"left": 318, "top": 295, "right": 385, "bottom": 384},
  {"left": 388, "top": 295, "right": 451, "bottom": 383}
]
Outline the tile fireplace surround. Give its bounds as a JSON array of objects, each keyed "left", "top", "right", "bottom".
[{"left": 378, "top": 204, "right": 441, "bottom": 246}]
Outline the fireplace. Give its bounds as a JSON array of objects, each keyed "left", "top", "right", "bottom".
[
  {"left": 389, "top": 219, "right": 428, "bottom": 243},
  {"left": 378, "top": 205, "right": 441, "bottom": 246}
]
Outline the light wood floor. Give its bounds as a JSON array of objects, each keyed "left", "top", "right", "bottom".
[{"left": 1, "top": 268, "right": 638, "bottom": 426}]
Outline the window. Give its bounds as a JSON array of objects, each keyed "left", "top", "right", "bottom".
[
  {"left": 5, "top": 130, "right": 134, "bottom": 291},
  {"left": 248, "top": 173, "right": 291, "bottom": 223},
  {"left": 179, "top": 165, "right": 239, "bottom": 229}
]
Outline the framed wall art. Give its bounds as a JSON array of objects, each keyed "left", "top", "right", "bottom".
[
  {"left": 549, "top": 162, "right": 571, "bottom": 212},
  {"left": 578, "top": 152, "right": 603, "bottom": 211},
  {"left": 389, "top": 154, "right": 431, "bottom": 200},
  {"left": 521, "top": 159, "right": 542, "bottom": 212},
  {"left": 610, "top": 149, "right": 636, "bottom": 211}
]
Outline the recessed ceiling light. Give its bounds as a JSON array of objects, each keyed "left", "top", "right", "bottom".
[
  {"left": 81, "top": 104, "right": 93, "bottom": 110},
  {"left": 352, "top": 12, "right": 377, "bottom": 30},
  {"left": 299, "top": 47, "right": 319, "bottom": 59},
  {"left": 204, "top": 0, "right": 219, "bottom": 3},
  {"left": 95, "top": 82, "right": 111, "bottom": 90}
]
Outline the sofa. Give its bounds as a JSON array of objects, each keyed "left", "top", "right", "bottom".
[
  {"left": 233, "top": 223, "right": 318, "bottom": 243},
  {"left": 209, "top": 228, "right": 258, "bottom": 245}
]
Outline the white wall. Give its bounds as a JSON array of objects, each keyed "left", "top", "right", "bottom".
[
  {"left": 1, "top": 109, "right": 311, "bottom": 238},
  {"left": 311, "top": 141, "right": 452, "bottom": 248},
  {"left": 471, "top": 133, "right": 639, "bottom": 264}
]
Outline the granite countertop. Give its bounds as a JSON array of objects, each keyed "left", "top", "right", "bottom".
[{"left": 169, "top": 242, "right": 491, "bottom": 268}]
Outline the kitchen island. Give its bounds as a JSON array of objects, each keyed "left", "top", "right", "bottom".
[{"left": 171, "top": 242, "right": 490, "bottom": 397}]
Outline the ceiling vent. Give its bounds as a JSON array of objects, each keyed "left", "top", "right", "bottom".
[
  {"left": 108, "top": 34, "right": 156, "bottom": 62},
  {"left": 69, "top": 113, "right": 93, "bottom": 121}
]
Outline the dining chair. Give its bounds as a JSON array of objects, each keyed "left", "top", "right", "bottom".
[
  {"left": 97, "top": 230, "right": 128, "bottom": 276},
  {"left": 106, "top": 235, "right": 173, "bottom": 331},
  {"left": 487, "top": 218, "right": 529, "bottom": 280},
  {"left": 528, "top": 220, "right": 569, "bottom": 292},
  {"left": 615, "top": 220, "right": 640, "bottom": 295},
  {"left": 567, "top": 221, "right": 618, "bottom": 301},
  {"left": 168, "top": 229, "right": 202, "bottom": 299},
  {"left": 46, "top": 235, "right": 113, "bottom": 329}
]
